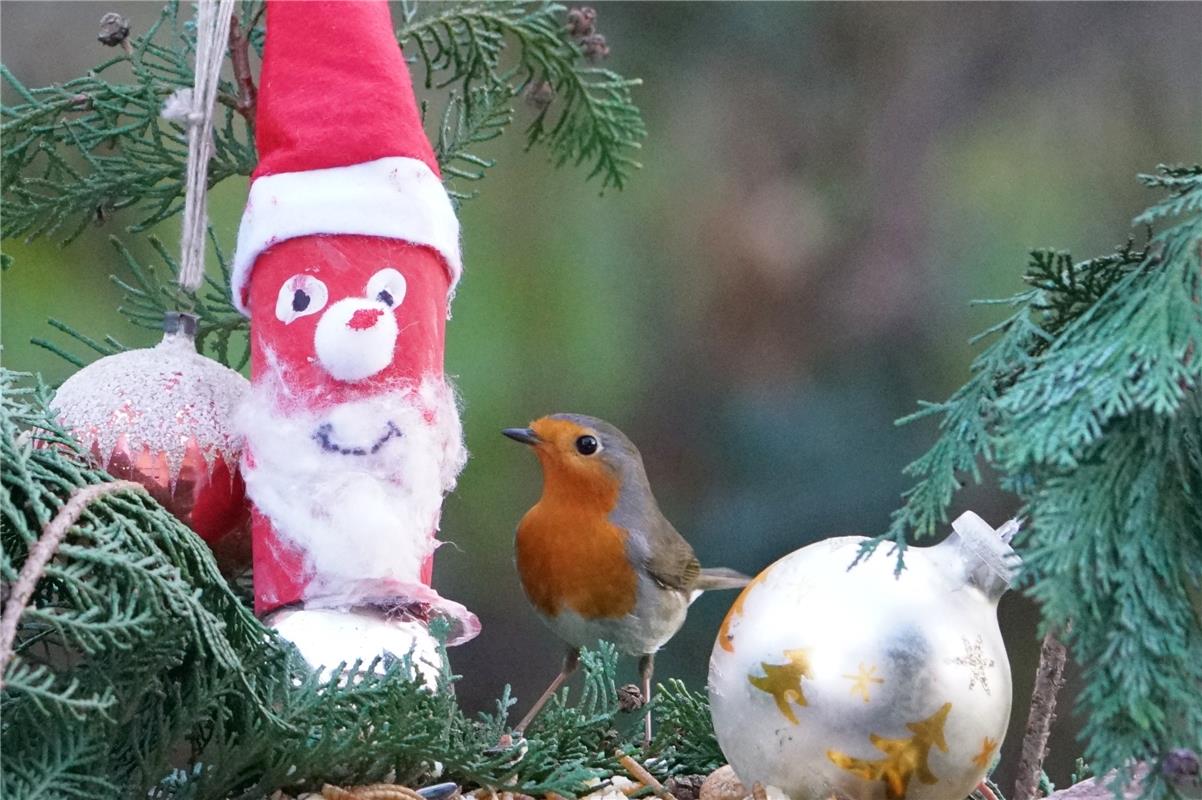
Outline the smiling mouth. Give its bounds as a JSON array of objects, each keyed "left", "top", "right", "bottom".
[{"left": 312, "top": 421, "right": 402, "bottom": 456}]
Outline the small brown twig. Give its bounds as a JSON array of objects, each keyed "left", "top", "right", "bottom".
[
  {"left": 227, "top": 11, "right": 257, "bottom": 123},
  {"left": 616, "top": 751, "right": 674, "bottom": 800},
  {"left": 0, "top": 480, "right": 142, "bottom": 684},
  {"left": 1013, "top": 628, "right": 1070, "bottom": 800}
]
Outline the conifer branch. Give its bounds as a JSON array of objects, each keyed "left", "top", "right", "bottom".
[
  {"left": 0, "top": 3, "right": 256, "bottom": 243},
  {"left": 862, "top": 164, "right": 1202, "bottom": 797},
  {"left": 0, "top": 479, "right": 142, "bottom": 683},
  {"left": 400, "top": 3, "right": 645, "bottom": 191},
  {"left": 435, "top": 87, "right": 514, "bottom": 202},
  {"left": 1, "top": 371, "right": 727, "bottom": 797},
  {"left": 2, "top": 1, "right": 644, "bottom": 250}
]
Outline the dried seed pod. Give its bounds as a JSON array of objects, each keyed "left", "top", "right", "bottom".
[
  {"left": 566, "top": 6, "right": 597, "bottom": 38},
  {"left": 526, "top": 80, "right": 555, "bottom": 111},
  {"left": 580, "top": 34, "right": 610, "bottom": 63},
  {"left": 617, "top": 683, "right": 645, "bottom": 711},
  {"left": 97, "top": 12, "right": 131, "bottom": 47}
]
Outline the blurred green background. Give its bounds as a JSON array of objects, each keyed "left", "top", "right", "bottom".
[{"left": 3, "top": 0, "right": 1200, "bottom": 787}]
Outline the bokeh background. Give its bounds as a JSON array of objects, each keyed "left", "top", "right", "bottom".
[{"left": 3, "top": 1, "right": 1200, "bottom": 788}]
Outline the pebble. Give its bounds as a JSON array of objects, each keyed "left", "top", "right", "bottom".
[{"left": 700, "top": 766, "right": 746, "bottom": 800}]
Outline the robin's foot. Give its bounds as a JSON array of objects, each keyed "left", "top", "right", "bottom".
[{"left": 639, "top": 653, "right": 655, "bottom": 750}]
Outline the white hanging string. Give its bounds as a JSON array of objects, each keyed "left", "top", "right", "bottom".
[{"left": 163, "top": 0, "right": 237, "bottom": 294}]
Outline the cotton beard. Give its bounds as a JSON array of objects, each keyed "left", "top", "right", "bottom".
[{"left": 238, "top": 369, "right": 467, "bottom": 611}]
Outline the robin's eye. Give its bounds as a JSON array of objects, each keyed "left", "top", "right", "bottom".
[
  {"left": 366, "top": 267, "right": 407, "bottom": 308},
  {"left": 275, "top": 274, "right": 328, "bottom": 324},
  {"left": 575, "top": 435, "right": 599, "bottom": 456}
]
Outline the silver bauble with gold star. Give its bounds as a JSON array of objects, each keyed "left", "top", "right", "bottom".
[{"left": 708, "top": 512, "right": 1018, "bottom": 800}]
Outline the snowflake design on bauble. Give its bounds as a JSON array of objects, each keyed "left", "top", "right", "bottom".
[{"left": 950, "top": 635, "right": 995, "bottom": 695}]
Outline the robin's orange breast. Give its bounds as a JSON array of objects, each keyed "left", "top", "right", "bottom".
[{"left": 516, "top": 498, "right": 639, "bottom": 619}]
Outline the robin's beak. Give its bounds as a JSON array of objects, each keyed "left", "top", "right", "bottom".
[{"left": 502, "top": 427, "right": 540, "bottom": 446}]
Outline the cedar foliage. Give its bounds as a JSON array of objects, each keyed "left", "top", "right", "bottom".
[
  {"left": 4, "top": 0, "right": 643, "bottom": 370},
  {"left": 2, "top": 0, "right": 1199, "bottom": 796},
  {"left": 867, "top": 164, "right": 1202, "bottom": 792},
  {"left": 1, "top": 1, "right": 643, "bottom": 247},
  {"left": 0, "top": 376, "right": 720, "bottom": 796},
  {"left": 1, "top": 2, "right": 676, "bottom": 797}
]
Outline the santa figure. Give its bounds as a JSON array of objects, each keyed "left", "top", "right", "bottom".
[{"left": 232, "top": 0, "right": 478, "bottom": 670}]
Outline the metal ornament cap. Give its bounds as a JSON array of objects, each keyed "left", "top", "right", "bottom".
[
  {"left": 266, "top": 606, "right": 443, "bottom": 687},
  {"left": 163, "top": 310, "right": 199, "bottom": 337},
  {"left": 937, "top": 511, "right": 1022, "bottom": 603}
]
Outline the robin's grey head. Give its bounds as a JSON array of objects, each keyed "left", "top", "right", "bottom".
[{"left": 502, "top": 413, "right": 649, "bottom": 489}]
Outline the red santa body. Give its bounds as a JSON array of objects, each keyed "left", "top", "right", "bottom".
[{"left": 232, "top": 0, "right": 478, "bottom": 664}]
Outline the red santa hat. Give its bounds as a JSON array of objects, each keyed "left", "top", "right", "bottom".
[{"left": 231, "top": 0, "right": 461, "bottom": 315}]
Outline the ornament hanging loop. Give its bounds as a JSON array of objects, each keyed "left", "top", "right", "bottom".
[{"left": 166, "top": 0, "right": 237, "bottom": 298}]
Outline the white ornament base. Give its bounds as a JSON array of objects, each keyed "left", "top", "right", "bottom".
[{"left": 267, "top": 606, "right": 443, "bottom": 687}]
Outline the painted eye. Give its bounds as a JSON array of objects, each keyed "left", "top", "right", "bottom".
[
  {"left": 575, "top": 435, "right": 599, "bottom": 456},
  {"left": 366, "top": 267, "right": 407, "bottom": 308},
  {"left": 275, "top": 274, "right": 328, "bottom": 324}
]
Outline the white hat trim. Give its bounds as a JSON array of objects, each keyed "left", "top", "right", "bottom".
[{"left": 231, "top": 156, "right": 461, "bottom": 315}]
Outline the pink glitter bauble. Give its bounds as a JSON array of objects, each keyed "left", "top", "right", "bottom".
[{"left": 51, "top": 314, "right": 251, "bottom": 570}]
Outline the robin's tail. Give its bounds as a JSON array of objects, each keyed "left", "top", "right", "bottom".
[{"left": 694, "top": 567, "right": 752, "bottom": 591}]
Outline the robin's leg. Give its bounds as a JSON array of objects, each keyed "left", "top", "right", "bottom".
[
  {"left": 514, "top": 647, "right": 581, "bottom": 737},
  {"left": 639, "top": 653, "right": 655, "bottom": 748}
]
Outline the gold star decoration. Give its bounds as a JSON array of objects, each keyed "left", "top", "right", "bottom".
[
  {"left": 748, "top": 648, "right": 813, "bottom": 724},
  {"left": 972, "top": 737, "right": 999, "bottom": 769},
  {"left": 842, "top": 663, "right": 885, "bottom": 703},
  {"left": 827, "top": 702, "right": 952, "bottom": 800}
]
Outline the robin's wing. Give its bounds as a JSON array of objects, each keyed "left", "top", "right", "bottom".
[{"left": 640, "top": 515, "right": 701, "bottom": 592}]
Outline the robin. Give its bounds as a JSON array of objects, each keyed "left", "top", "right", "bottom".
[{"left": 502, "top": 413, "right": 750, "bottom": 746}]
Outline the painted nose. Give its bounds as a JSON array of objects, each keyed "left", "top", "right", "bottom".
[{"left": 348, "top": 308, "right": 383, "bottom": 330}]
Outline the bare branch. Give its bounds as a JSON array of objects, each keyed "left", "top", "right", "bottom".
[
  {"left": 227, "top": 12, "right": 257, "bottom": 124},
  {"left": 1044, "top": 764, "right": 1149, "bottom": 800},
  {"left": 1014, "top": 629, "right": 1070, "bottom": 800}
]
